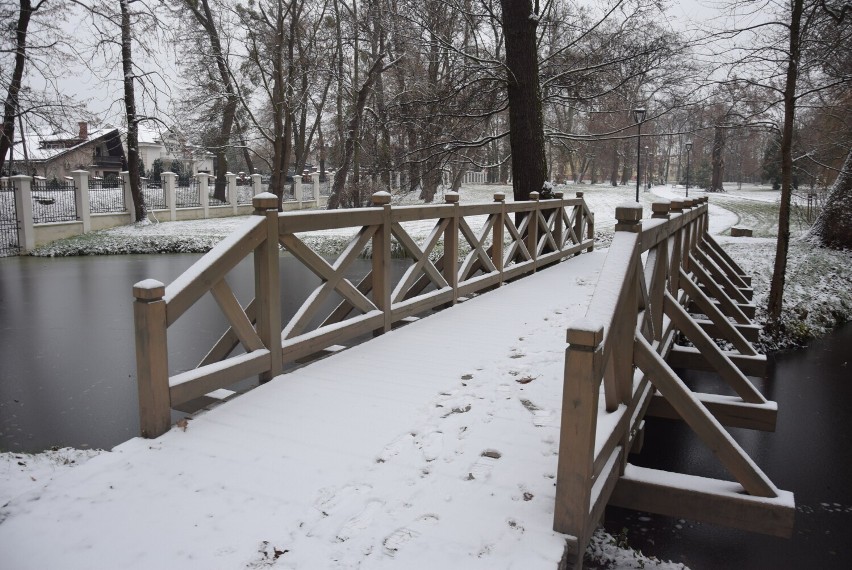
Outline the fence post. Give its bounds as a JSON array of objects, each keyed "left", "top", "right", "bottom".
[
  {"left": 121, "top": 171, "right": 134, "bottom": 219},
  {"left": 312, "top": 173, "right": 320, "bottom": 203},
  {"left": 293, "top": 175, "right": 303, "bottom": 205},
  {"left": 198, "top": 173, "right": 210, "bottom": 218},
  {"left": 493, "top": 192, "right": 505, "bottom": 284},
  {"left": 554, "top": 320, "right": 605, "bottom": 560},
  {"left": 71, "top": 170, "right": 91, "bottom": 233},
  {"left": 134, "top": 279, "right": 171, "bottom": 438},
  {"left": 554, "top": 190, "right": 564, "bottom": 249},
  {"left": 372, "top": 191, "right": 392, "bottom": 334},
  {"left": 253, "top": 193, "right": 282, "bottom": 382},
  {"left": 161, "top": 172, "right": 177, "bottom": 220},
  {"left": 11, "top": 175, "right": 34, "bottom": 252},
  {"left": 444, "top": 191, "right": 459, "bottom": 304},
  {"left": 226, "top": 172, "right": 238, "bottom": 214},
  {"left": 251, "top": 173, "right": 262, "bottom": 196}
]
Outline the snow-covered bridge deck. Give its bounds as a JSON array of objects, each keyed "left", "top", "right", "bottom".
[{"left": 1, "top": 250, "right": 607, "bottom": 569}]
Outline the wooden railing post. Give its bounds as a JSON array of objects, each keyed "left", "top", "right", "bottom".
[
  {"left": 574, "top": 191, "right": 584, "bottom": 248},
  {"left": 134, "top": 279, "right": 171, "bottom": 438},
  {"left": 444, "top": 191, "right": 460, "bottom": 304},
  {"left": 528, "top": 191, "right": 540, "bottom": 269},
  {"left": 613, "top": 203, "right": 642, "bottom": 404},
  {"left": 372, "top": 191, "right": 392, "bottom": 334},
  {"left": 493, "top": 192, "right": 505, "bottom": 284},
  {"left": 554, "top": 320, "right": 604, "bottom": 560},
  {"left": 253, "top": 193, "right": 282, "bottom": 382},
  {"left": 553, "top": 191, "right": 564, "bottom": 249}
]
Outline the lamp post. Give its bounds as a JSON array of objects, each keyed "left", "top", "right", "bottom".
[
  {"left": 633, "top": 108, "right": 646, "bottom": 202},
  {"left": 644, "top": 145, "right": 650, "bottom": 191},
  {"left": 685, "top": 141, "right": 693, "bottom": 198}
]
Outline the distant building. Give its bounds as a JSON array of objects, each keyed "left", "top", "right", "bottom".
[
  {"left": 3, "top": 122, "right": 125, "bottom": 180},
  {"left": 137, "top": 125, "right": 214, "bottom": 176}
]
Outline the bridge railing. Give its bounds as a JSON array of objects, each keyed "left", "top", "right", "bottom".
[
  {"left": 553, "top": 197, "right": 794, "bottom": 565},
  {"left": 134, "top": 190, "right": 595, "bottom": 438}
]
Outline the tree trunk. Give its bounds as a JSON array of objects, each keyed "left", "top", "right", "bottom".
[
  {"left": 767, "top": 0, "right": 804, "bottom": 322},
  {"left": 709, "top": 124, "right": 727, "bottom": 192},
  {"left": 808, "top": 147, "right": 852, "bottom": 249},
  {"left": 120, "top": 0, "right": 145, "bottom": 222},
  {"left": 327, "top": 55, "right": 386, "bottom": 209},
  {"left": 500, "top": 0, "right": 546, "bottom": 201},
  {"left": 0, "top": 0, "right": 36, "bottom": 176}
]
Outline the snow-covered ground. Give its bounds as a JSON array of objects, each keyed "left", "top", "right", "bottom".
[{"left": 0, "top": 252, "right": 684, "bottom": 570}]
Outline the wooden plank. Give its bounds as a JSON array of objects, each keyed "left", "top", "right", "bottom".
[
  {"left": 199, "top": 298, "right": 258, "bottom": 368},
  {"left": 321, "top": 272, "right": 372, "bottom": 327},
  {"left": 701, "top": 238, "right": 750, "bottom": 290},
  {"left": 702, "top": 232, "right": 748, "bottom": 277},
  {"left": 391, "top": 220, "right": 449, "bottom": 303},
  {"left": 610, "top": 465, "right": 794, "bottom": 538},
  {"left": 210, "top": 280, "right": 264, "bottom": 352},
  {"left": 390, "top": 203, "right": 456, "bottom": 222},
  {"left": 169, "top": 349, "right": 271, "bottom": 406},
  {"left": 457, "top": 272, "right": 503, "bottom": 298},
  {"left": 633, "top": 334, "right": 778, "bottom": 497},
  {"left": 278, "top": 208, "right": 382, "bottom": 233},
  {"left": 665, "top": 291, "right": 766, "bottom": 402},
  {"left": 694, "top": 318, "right": 761, "bottom": 342},
  {"left": 390, "top": 288, "right": 454, "bottom": 321},
  {"left": 678, "top": 268, "right": 758, "bottom": 356},
  {"left": 587, "top": 446, "right": 623, "bottom": 541},
  {"left": 165, "top": 219, "right": 266, "bottom": 326},
  {"left": 255, "top": 207, "right": 281, "bottom": 382},
  {"left": 688, "top": 253, "right": 752, "bottom": 325},
  {"left": 458, "top": 216, "right": 497, "bottom": 280},
  {"left": 593, "top": 377, "right": 652, "bottom": 478},
  {"left": 668, "top": 345, "right": 768, "bottom": 378},
  {"left": 281, "top": 311, "right": 384, "bottom": 364},
  {"left": 694, "top": 248, "right": 749, "bottom": 304},
  {"left": 646, "top": 392, "right": 777, "bottom": 431},
  {"left": 688, "top": 298, "right": 756, "bottom": 320}
]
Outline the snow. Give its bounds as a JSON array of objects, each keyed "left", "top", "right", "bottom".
[{"left": 0, "top": 253, "right": 608, "bottom": 569}]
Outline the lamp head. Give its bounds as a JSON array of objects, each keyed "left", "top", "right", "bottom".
[
  {"left": 633, "top": 108, "right": 646, "bottom": 123},
  {"left": 685, "top": 141, "right": 693, "bottom": 152}
]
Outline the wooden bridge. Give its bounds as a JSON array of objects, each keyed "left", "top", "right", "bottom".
[
  {"left": 0, "top": 191, "right": 793, "bottom": 568},
  {"left": 130, "top": 191, "right": 794, "bottom": 566}
]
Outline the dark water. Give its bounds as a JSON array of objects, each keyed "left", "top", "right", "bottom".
[
  {"left": 605, "top": 323, "right": 852, "bottom": 569},
  {"left": 0, "top": 253, "right": 404, "bottom": 452}
]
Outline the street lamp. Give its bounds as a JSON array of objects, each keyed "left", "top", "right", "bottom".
[
  {"left": 633, "top": 108, "right": 646, "bottom": 202},
  {"left": 685, "top": 141, "right": 693, "bottom": 198}
]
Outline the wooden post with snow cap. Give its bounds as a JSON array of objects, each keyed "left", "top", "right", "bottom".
[
  {"left": 372, "top": 191, "right": 392, "bottom": 334},
  {"left": 553, "top": 191, "right": 564, "bottom": 248},
  {"left": 134, "top": 279, "right": 171, "bottom": 438},
  {"left": 253, "top": 193, "right": 282, "bottom": 382},
  {"left": 493, "top": 192, "right": 505, "bottom": 284},
  {"left": 614, "top": 202, "right": 643, "bottom": 233},
  {"left": 444, "top": 191, "right": 460, "bottom": 304},
  {"left": 651, "top": 200, "right": 671, "bottom": 220},
  {"left": 554, "top": 320, "right": 605, "bottom": 561}
]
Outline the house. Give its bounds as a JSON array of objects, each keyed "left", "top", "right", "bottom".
[
  {"left": 137, "top": 125, "right": 214, "bottom": 176},
  {"left": 3, "top": 122, "right": 126, "bottom": 181}
]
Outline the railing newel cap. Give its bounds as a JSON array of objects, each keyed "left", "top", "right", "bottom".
[
  {"left": 553, "top": 191, "right": 564, "bottom": 199},
  {"left": 133, "top": 279, "right": 165, "bottom": 300},
  {"left": 252, "top": 192, "right": 279, "bottom": 210},
  {"left": 529, "top": 191, "right": 540, "bottom": 201},
  {"left": 615, "top": 202, "right": 643, "bottom": 222},
  {"left": 371, "top": 191, "right": 392, "bottom": 206},
  {"left": 444, "top": 191, "right": 460, "bottom": 204},
  {"left": 493, "top": 192, "right": 506, "bottom": 202},
  {"left": 670, "top": 199, "right": 684, "bottom": 213},
  {"left": 567, "top": 319, "right": 605, "bottom": 348},
  {"left": 576, "top": 191, "right": 584, "bottom": 198},
  {"left": 651, "top": 200, "right": 671, "bottom": 218}
]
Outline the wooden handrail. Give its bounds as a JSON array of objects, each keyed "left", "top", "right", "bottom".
[
  {"left": 554, "top": 196, "right": 793, "bottom": 562},
  {"left": 134, "top": 190, "right": 595, "bottom": 439}
]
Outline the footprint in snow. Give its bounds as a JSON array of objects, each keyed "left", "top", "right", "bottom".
[
  {"left": 467, "top": 449, "right": 502, "bottom": 481},
  {"left": 383, "top": 514, "right": 440, "bottom": 557},
  {"left": 335, "top": 499, "right": 384, "bottom": 542}
]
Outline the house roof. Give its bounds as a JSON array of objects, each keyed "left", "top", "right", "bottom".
[{"left": 4, "top": 127, "right": 120, "bottom": 163}]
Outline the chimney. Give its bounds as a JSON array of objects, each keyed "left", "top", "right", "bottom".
[{"left": 78, "top": 121, "right": 88, "bottom": 140}]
